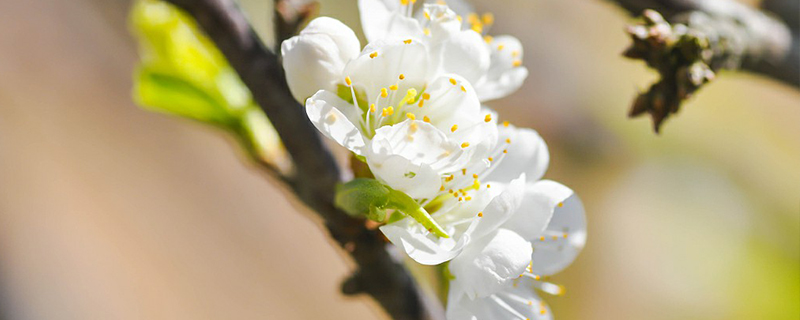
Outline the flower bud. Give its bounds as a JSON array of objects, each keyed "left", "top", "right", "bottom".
[{"left": 281, "top": 17, "right": 360, "bottom": 102}]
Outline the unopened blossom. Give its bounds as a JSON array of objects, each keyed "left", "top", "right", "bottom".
[{"left": 358, "top": 0, "right": 529, "bottom": 101}]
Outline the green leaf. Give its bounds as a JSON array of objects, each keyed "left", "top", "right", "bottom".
[{"left": 134, "top": 67, "right": 235, "bottom": 126}]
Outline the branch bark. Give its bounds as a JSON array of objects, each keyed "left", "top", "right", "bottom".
[
  {"left": 611, "top": 0, "right": 798, "bottom": 131},
  {"left": 161, "top": 0, "right": 441, "bottom": 319}
]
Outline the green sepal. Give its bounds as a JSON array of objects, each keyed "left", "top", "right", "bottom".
[{"left": 334, "top": 179, "right": 450, "bottom": 238}]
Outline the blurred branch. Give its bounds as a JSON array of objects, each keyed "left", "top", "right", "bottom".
[
  {"left": 611, "top": 0, "right": 798, "bottom": 132},
  {"left": 273, "top": 0, "right": 317, "bottom": 53},
  {"left": 161, "top": 0, "right": 440, "bottom": 319}
]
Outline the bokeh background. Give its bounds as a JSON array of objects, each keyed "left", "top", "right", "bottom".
[{"left": 0, "top": 0, "right": 798, "bottom": 319}]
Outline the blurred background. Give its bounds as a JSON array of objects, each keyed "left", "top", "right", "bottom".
[{"left": 0, "top": 0, "right": 798, "bottom": 319}]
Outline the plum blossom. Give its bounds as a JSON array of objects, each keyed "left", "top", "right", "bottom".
[{"left": 358, "top": 0, "right": 529, "bottom": 101}]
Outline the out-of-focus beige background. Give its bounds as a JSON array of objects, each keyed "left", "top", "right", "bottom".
[{"left": 0, "top": 0, "right": 797, "bottom": 319}]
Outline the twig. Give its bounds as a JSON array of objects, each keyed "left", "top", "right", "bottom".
[
  {"left": 610, "top": 0, "right": 798, "bottom": 132},
  {"left": 161, "top": 0, "right": 441, "bottom": 319}
]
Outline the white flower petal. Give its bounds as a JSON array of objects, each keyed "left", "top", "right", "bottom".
[
  {"left": 502, "top": 180, "right": 574, "bottom": 241},
  {"left": 447, "top": 279, "right": 553, "bottom": 320},
  {"left": 476, "top": 35, "right": 529, "bottom": 102},
  {"left": 486, "top": 125, "right": 549, "bottom": 184},
  {"left": 367, "top": 154, "right": 441, "bottom": 200},
  {"left": 305, "top": 90, "right": 366, "bottom": 154},
  {"left": 358, "top": 0, "right": 423, "bottom": 43},
  {"left": 468, "top": 174, "right": 526, "bottom": 240},
  {"left": 281, "top": 17, "right": 360, "bottom": 102},
  {"left": 434, "top": 30, "right": 490, "bottom": 84},
  {"left": 344, "top": 40, "right": 429, "bottom": 104},
  {"left": 380, "top": 217, "right": 469, "bottom": 265},
  {"left": 530, "top": 193, "right": 587, "bottom": 276},
  {"left": 449, "top": 228, "right": 532, "bottom": 299},
  {"left": 369, "top": 120, "right": 466, "bottom": 173}
]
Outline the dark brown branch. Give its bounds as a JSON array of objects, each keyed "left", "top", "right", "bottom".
[
  {"left": 610, "top": 0, "right": 798, "bottom": 132},
  {"left": 161, "top": 0, "right": 440, "bottom": 319}
]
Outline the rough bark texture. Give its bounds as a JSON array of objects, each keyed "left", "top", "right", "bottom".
[
  {"left": 161, "top": 0, "right": 441, "bottom": 319},
  {"left": 612, "top": 0, "right": 798, "bottom": 132}
]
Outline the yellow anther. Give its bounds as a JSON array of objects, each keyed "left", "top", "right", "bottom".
[
  {"left": 460, "top": 85, "right": 467, "bottom": 92},
  {"left": 472, "top": 174, "right": 479, "bottom": 179},
  {"left": 440, "top": 185, "right": 445, "bottom": 191},
  {"left": 461, "top": 142, "right": 470, "bottom": 148},
  {"left": 418, "top": 100, "right": 425, "bottom": 108},
  {"left": 471, "top": 23, "right": 483, "bottom": 33},
  {"left": 423, "top": 116, "right": 430, "bottom": 122},
  {"left": 381, "top": 88, "right": 388, "bottom": 98},
  {"left": 465, "top": 196, "right": 472, "bottom": 201},
  {"left": 399, "top": 74, "right": 405, "bottom": 80},
  {"left": 449, "top": 78, "right": 457, "bottom": 85},
  {"left": 552, "top": 235, "right": 558, "bottom": 240},
  {"left": 478, "top": 212, "right": 483, "bottom": 217},
  {"left": 406, "top": 113, "right": 416, "bottom": 120},
  {"left": 467, "top": 13, "right": 479, "bottom": 24},
  {"left": 558, "top": 202, "right": 564, "bottom": 207},
  {"left": 453, "top": 193, "right": 459, "bottom": 198},
  {"left": 445, "top": 175, "right": 454, "bottom": 182},
  {"left": 461, "top": 168, "right": 467, "bottom": 175},
  {"left": 563, "top": 233, "right": 569, "bottom": 238},
  {"left": 451, "top": 124, "right": 458, "bottom": 132},
  {"left": 502, "top": 120, "right": 510, "bottom": 127},
  {"left": 422, "top": 93, "right": 430, "bottom": 100},
  {"left": 423, "top": 28, "right": 431, "bottom": 36},
  {"left": 403, "top": 39, "right": 412, "bottom": 44},
  {"left": 481, "top": 13, "right": 494, "bottom": 25},
  {"left": 484, "top": 35, "right": 494, "bottom": 43},
  {"left": 448, "top": 189, "right": 454, "bottom": 193},
  {"left": 512, "top": 60, "right": 522, "bottom": 67},
  {"left": 409, "top": 122, "right": 418, "bottom": 132},
  {"left": 400, "top": 0, "right": 409, "bottom": 5},
  {"left": 497, "top": 44, "right": 505, "bottom": 51},
  {"left": 484, "top": 114, "right": 492, "bottom": 122},
  {"left": 369, "top": 51, "right": 378, "bottom": 59},
  {"left": 506, "top": 138, "right": 511, "bottom": 143},
  {"left": 370, "top": 104, "right": 376, "bottom": 112},
  {"left": 424, "top": 11, "right": 431, "bottom": 20},
  {"left": 389, "top": 84, "right": 398, "bottom": 91},
  {"left": 345, "top": 77, "right": 352, "bottom": 86},
  {"left": 540, "top": 236, "right": 545, "bottom": 241},
  {"left": 503, "top": 149, "right": 508, "bottom": 154},
  {"left": 486, "top": 184, "right": 491, "bottom": 188},
  {"left": 382, "top": 107, "right": 394, "bottom": 116},
  {"left": 488, "top": 157, "right": 494, "bottom": 161},
  {"left": 456, "top": 15, "right": 462, "bottom": 22}
]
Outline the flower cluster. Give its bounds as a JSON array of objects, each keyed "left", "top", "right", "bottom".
[{"left": 281, "top": 0, "right": 586, "bottom": 319}]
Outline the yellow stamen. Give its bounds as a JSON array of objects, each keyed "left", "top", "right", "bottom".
[
  {"left": 497, "top": 44, "right": 505, "bottom": 51},
  {"left": 484, "top": 114, "right": 492, "bottom": 122},
  {"left": 502, "top": 120, "right": 510, "bottom": 127},
  {"left": 484, "top": 35, "right": 494, "bottom": 43},
  {"left": 451, "top": 124, "right": 458, "bottom": 132},
  {"left": 406, "top": 113, "right": 416, "bottom": 120},
  {"left": 399, "top": 74, "right": 405, "bottom": 80},
  {"left": 381, "top": 88, "right": 388, "bottom": 98},
  {"left": 345, "top": 77, "right": 352, "bottom": 86},
  {"left": 382, "top": 107, "right": 394, "bottom": 116},
  {"left": 512, "top": 60, "right": 522, "bottom": 67},
  {"left": 481, "top": 13, "right": 494, "bottom": 25},
  {"left": 423, "top": 116, "right": 430, "bottom": 122},
  {"left": 370, "top": 104, "right": 376, "bottom": 112},
  {"left": 461, "top": 142, "right": 470, "bottom": 148},
  {"left": 403, "top": 39, "right": 412, "bottom": 44},
  {"left": 389, "top": 84, "right": 398, "bottom": 91},
  {"left": 460, "top": 85, "right": 467, "bottom": 92},
  {"left": 478, "top": 212, "right": 483, "bottom": 217},
  {"left": 369, "top": 52, "right": 378, "bottom": 59},
  {"left": 449, "top": 78, "right": 457, "bottom": 85},
  {"left": 422, "top": 93, "right": 430, "bottom": 100}
]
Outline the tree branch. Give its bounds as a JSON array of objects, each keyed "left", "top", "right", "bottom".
[
  {"left": 610, "top": 0, "right": 798, "bottom": 131},
  {"left": 161, "top": 0, "right": 441, "bottom": 319}
]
